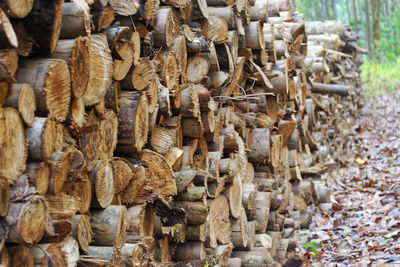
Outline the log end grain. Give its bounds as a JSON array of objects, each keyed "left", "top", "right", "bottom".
[{"left": 0, "top": 108, "right": 27, "bottom": 184}]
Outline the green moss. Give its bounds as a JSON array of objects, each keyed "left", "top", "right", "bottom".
[{"left": 198, "top": 205, "right": 208, "bottom": 212}]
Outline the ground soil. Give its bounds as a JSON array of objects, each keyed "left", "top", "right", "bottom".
[{"left": 293, "top": 90, "right": 400, "bottom": 266}]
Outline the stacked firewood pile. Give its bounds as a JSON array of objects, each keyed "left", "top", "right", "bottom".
[{"left": 0, "top": 0, "right": 363, "bottom": 266}]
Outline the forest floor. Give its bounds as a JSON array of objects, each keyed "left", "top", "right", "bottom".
[{"left": 298, "top": 90, "right": 400, "bottom": 266}]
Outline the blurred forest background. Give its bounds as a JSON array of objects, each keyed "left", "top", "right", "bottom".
[{"left": 295, "top": 0, "right": 400, "bottom": 94}]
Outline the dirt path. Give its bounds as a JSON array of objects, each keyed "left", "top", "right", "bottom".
[{"left": 299, "top": 90, "right": 400, "bottom": 266}]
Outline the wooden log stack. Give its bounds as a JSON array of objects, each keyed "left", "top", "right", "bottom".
[{"left": 0, "top": 0, "right": 364, "bottom": 266}]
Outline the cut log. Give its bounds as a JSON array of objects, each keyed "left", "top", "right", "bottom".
[
  {"left": 91, "top": 205, "right": 127, "bottom": 249},
  {"left": 0, "top": 0, "right": 34, "bottom": 18},
  {"left": 82, "top": 34, "right": 113, "bottom": 106},
  {"left": 180, "top": 84, "right": 201, "bottom": 118},
  {"left": 311, "top": 82, "right": 351, "bottom": 96},
  {"left": 86, "top": 246, "right": 119, "bottom": 265},
  {"left": 186, "top": 56, "right": 210, "bottom": 84},
  {"left": 25, "top": 117, "right": 56, "bottom": 162},
  {"left": 159, "top": 51, "right": 179, "bottom": 90},
  {"left": 48, "top": 150, "right": 71, "bottom": 194},
  {"left": 121, "top": 58, "right": 154, "bottom": 90},
  {"left": 0, "top": 108, "right": 27, "bottom": 184},
  {"left": 253, "top": 191, "right": 271, "bottom": 233},
  {"left": 175, "top": 201, "right": 207, "bottom": 225},
  {"left": 126, "top": 203, "right": 154, "bottom": 239},
  {"left": 242, "top": 182, "right": 257, "bottom": 218},
  {"left": 4, "top": 83, "right": 35, "bottom": 126},
  {"left": 207, "top": 0, "right": 235, "bottom": 5},
  {"left": 5, "top": 195, "right": 45, "bottom": 244},
  {"left": 207, "top": 7, "right": 235, "bottom": 29},
  {"left": 165, "top": 0, "right": 190, "bottom": 8},
  {"left": 41, "top": 219, "right": 73, "bottom": 243},
  {"left": 59, "top": 237, "right": 79, "bottom": 267},
  {"left": 90, "top": 160, "right": 114, "bottom": 209},
  {"left": 153, "top": 7, "right": 179, "bottom": 47},
  {"left": 177, "top": 186, "right": 206, "bottom": 201},
  {"left": 250, "top": 0, "right": 269, "bottom": 22},
  {"left": 23, "top": 162, "right": 49, "bottom": 196},
  {"left": 0, "top": 49, "right": 17, "bottom": 83},
  {"left": 113, "top": 37, "right": 135, "bottom": 81},
  {"left": 247, "top": 128, "right": 270, "bottom": 163},
  {"left": 7, "top": 245, "right": 33, "bottom": 267},
  {"left": 111, "top": 157, "right": 134, "bottom": 194},
  {"left": 23, "top": 0, "right": 64, "bottom": 53},
  {"left": 76, "top": 109, "right": 100, "bottom": 172},
  {"left": 227, "top": 258, "right": 242, "bottom": 267},
  {"left": 16, "top": 59, "right": 71, "bottom": 122},
  {"left": 91, "top": 6, "right": 115, "bottom": 32},
  {"left": 186, "top": 224, "right": 206, "bottom": 242},
  {"left": 232, "top": 247, "right": 274, "bottom": 266},
  {"left": 228, "top": 175, "right": 243, "bottom": 218},
  {"left": 153, "top": 235, "right": 170, "bottom": 262},
  {"left": 62, "top": 172, "right": 92, "bottom": 213},
  {"left": 0, "top": 9, "right": 18, "bottom": 48},
  {"left": 165, "top": 35, "right": 187, "bottom": 83},
  {"left": 137, "top": 149, "right": 177, "bottom": 199},
  {"left": 209, "top": 195, "right": 231, "bottom": 244},
  {"left": 244, "top": 21, "right": 265, "bottom": 49},
  {"left": 120, "top": 242, "right": 148, "bottom": 266},
  {"left": 201, "top": 15, "right": 229, "bottom": 44},
  {"left": 110, "top": 0, "right": 140, "bottom": 16},
  {"left": 150, "top": 125, "right": 177, "bottom": 155},
  {"left": 174, "top": 241, "right": 206, "bottom": 261},
  {"left": 173, "top": 168, "right": 197, "bottom": 194},
  {"left": 60, "top": 2, "right": 91, "bottom": 39},
  {"left": 14, "top": 22, "right": 33, "bottom": 56},
  {"left": 182, "top": 118, "right": 204, "bottom": 138},
  {"left": 0, "top": 177, "right": 8, "bottom": 217},
  {"left": 71, "top": 214, "right": 93, "bottom": 254},
  {"left": 99, "top": 109, "right": 118, "bottom": 159},
  {"left": 44, "top": 192, "right": 79, "bottom": 219},
  {"left": 30, "top": 243, "right": 66, "bottom": 267},
  {"left": 117, "top": 92, "right": 149, "bottom": 155},
  {"left": 120, "top": 164, "right": 146, "bottom": 205},
  {"left": 231, "top": 207, "right": 248, "bottom": 248}
]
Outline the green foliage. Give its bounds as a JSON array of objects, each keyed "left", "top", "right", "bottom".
[
  {"left": 361, "top": 58, "right": 400, "bottom": 95},
  {"left": 302, "top": 242, "right": 321, "bottom": 257},
  {"left": 378, "top": 5, "right": 400, "bottom": 62}
]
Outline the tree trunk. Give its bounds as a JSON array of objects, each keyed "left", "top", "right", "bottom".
[
  {"left": 371, "top": 0, "right": 380, "bottom": 60},
  {"left": 351, "top": 0, "right": 359, "bottom": 33},
  {"left": 364, "top": 0, "right": 373, "bottom": 58}
]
